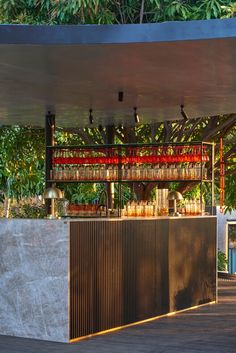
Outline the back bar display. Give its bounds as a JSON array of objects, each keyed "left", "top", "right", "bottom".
[{"left": 49, "top": 142, "right": 213, "bottom": 183}]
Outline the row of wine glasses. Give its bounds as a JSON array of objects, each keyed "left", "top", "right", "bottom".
[
  {"left": 52, "top": 145, "right": 210, "bottom": 165},
  {"left": 51, "top": 163, "right": 208, "bottom": 181}
]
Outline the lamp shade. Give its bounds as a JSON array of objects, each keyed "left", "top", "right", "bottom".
[
  {"left": 43, "top": 187, "right": 63, "bottom": 200},
  {"left": 167, "top": 190, "right": 183, "bottom": 201}
]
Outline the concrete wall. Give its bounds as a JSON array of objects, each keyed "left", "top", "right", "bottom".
[
  {"left": 0, "top": 219, "right": 69, "bottom": 342},
  {"left": 217, "top": 207, "right": 236, "bottom": 254}
]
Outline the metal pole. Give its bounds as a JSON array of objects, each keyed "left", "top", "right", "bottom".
[
  {"left": 106, "top": 125, "right": 115, "bottom": 209},
  {"left": 118, "top": 145, "right": 122, "bottom": 217},
  {"left": 45, "top": 112, "right": 55, "bottom": 215},
  {"left": 212, "top": 142, "right": 215, "bottom": 215},
  {"left": 200, "top": 142, "right": 203, "bottom": 214}
]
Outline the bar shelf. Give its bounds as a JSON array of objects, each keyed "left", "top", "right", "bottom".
[
  {"left": 48, "top": 142, "right": 213, "bottom": 184},
  {"left": 48, "top": 179, "right": 213, "bottom": 183}
]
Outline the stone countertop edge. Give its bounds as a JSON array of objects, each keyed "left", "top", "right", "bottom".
[{"left": 0, "top": 216, "right": 216, "bottom": 222}]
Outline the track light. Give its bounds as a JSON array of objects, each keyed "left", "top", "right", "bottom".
[
  {"left": 180, "top": 105, "right": 189, "bottom": 121},
  {"left": 134, "top": 107, "right": 140, "bottom": 124},
  {"left": 98, "top": 124, "right": 103, "bottom": 132},
  {"left": 118, "top": 91, "right": 124, "bottom": 102},
  {"left": 89, "top": 109, "right": 93, "bottom": 124}
]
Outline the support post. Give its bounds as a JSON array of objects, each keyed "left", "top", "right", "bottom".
[
  {"left": 212, "top": 142, "right": 215, "bottom": 215},
  {"left": 45, "top": 112, "right": 55, "bottom": 214},
  {"left": 106, "top": 125, "right": 115, "bottom": 210},
  {"left": 200, "top": 142, "right": 203, "bottom": 214}
]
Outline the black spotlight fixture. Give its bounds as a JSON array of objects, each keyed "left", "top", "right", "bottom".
[
  {"left": 180, "top": 104, "right": 189, "bottom": 121},
  {"left": 118, "top": 91, "right": 124, "bottom": 102},
  {"left": 134, "top": 107, "right": 140, "bottom": 124},
  {"left": 98, "top": 124, "right": 103, "bottom": 132},
  {"left": 89, "top": 109, "right": 93, "bottom": 124}
]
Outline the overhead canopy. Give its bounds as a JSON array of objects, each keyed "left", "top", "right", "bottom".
[{"left": 0, "top": 18, "right": 236, "bottom": 127}]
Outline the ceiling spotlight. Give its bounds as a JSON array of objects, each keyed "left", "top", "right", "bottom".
[
  {"left": 180, "top": 104, "right": 189, "bottom": 121},
  {"left": 89, "top": 109, "right": 93, "bottom": 124},
  {"left": 118, "top": 91, "right": 124, "bottom": 102},
  {"left": 98, "top": 124, "right": 103, "bottom": 132},
  {"left": 134, "top": 107, "right": 140, "bottom": 124}
]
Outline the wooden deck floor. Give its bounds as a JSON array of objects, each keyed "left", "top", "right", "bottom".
[{"left": 1, "top": 280, "right": 236, "bottom": 353}]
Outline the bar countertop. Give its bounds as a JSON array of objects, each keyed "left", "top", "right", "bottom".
[
  {"left": 0, "top": 215, "right": 216, "bottom": 222},
  {"left": 0, "top": 215, "right": 217, "bottom": 342}
]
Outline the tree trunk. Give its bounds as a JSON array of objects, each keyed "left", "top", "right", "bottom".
[{"left": 139, "top": 0, "right": 145, "bottom": 23}]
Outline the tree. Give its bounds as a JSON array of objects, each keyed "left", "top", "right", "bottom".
[
  {"left": 0, "top": 0, "right": 235, "bottom": 209},
  {"left": 0, "top": 1, "right": 235, "bottom": 25},
  {"left": 0, "top": 126, "right": 45, "bottom": 199},
  {"left": 60, "top": 115, "right": 236, "bottom": 208}
]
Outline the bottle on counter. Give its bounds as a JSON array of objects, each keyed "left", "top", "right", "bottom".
[
  {"left": 201, "top": 198, "right": 205, "bottom": 215},
  {"left": 131, "top": 201, "right": 136, "bottom": 216},
  {"left": 192, "top": 199, "right": 196, "bottom": 215},
  {"left": 126, "top": 201, "right": 132, "bottom": 217},
  {"left": 196, "top": 199, "right": 201, "bottom": 215},
  {"left": 136, "top": 202, "right": 142, "bottom": 217},
  {"left": 185, "top": 200, "right": 190, "bottom": 216}
]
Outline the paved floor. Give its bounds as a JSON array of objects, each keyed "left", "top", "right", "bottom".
[{"left": 1, "top": 280, "right": 236, "bottom": 353}]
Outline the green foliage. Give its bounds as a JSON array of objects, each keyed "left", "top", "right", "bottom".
[
  {"left": 0, "top": 0, "right": 235, "bottom": 24},
  {"left": 224, "top": 174, "right": 236, "bottom": 213},
  {"left": 0, "top": 1, "right": 235, "bottom": 209},
  {"left": 221, "top": 2, "right": 236, "bottom": 17},
  {"left": 218, "top": 249, "right": 228, "bottom": 271},
  {"left": 0, "top": 126, "right": 45, "bottom": 199},
  {"left": 63, "top": 182, "right": 104, "bottom": 203},
  {"left": 10, "top": 202, "right": 46, "bottom": 218},
  {"left": 164, "top": 1, "right": 190, "bottom": 20}
]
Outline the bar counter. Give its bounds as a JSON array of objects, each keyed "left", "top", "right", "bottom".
[{"left": 0, "top": 216, "right": 216, "bottom": 342}]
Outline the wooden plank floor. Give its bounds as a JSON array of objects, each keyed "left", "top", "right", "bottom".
[{"left": 1, "top": 280, "right": 236, "bottom": 353}]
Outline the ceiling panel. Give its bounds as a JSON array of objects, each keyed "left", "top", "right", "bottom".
[{"left": 0, "top": 19, "right": 235, "bottom": 127}]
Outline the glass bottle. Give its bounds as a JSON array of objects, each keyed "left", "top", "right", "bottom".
[
  {"left": 131, "top": 201, "right": 136, "bottom": 217},
  {"left": 185, "top": 200, "right": 190, "bottom": 216},
  {"left": 161, "top": 164, "right": 166, "bottom": 180},
  {"left": 196, "top": 199, "right": 201, "bottom": 215},
  {"left": 147, "top": 165, "right": 153, "bottom": 180},
  {"left": 201, "top": 198, "right": 205, "bottom": 215},
  {"left": 127, "top": 201, "right": 131, "bottom": 217},
  {"left": 100, "top": 165, "right": 105, "bottom": 180},
  {"left": 143, "top": 165, "right": 147, "bottom": 180},
  {"left": 153, "top": 165, "right": 158, "bottom": 180},
  {"left": 53, "top": 166, "right": 58, "bottom": 180},
  {"left": 58, "top": 165, "right": 63, "bottom": 180},
  {"left": 80, "top": 165, "right": 84, "bottom": 181},
  {"left": 136, "top": 202, "right": 141, "bottom": 217}
]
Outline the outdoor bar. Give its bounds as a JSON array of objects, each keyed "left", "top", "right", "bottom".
[{"left": 1, "top": 17, "right": 235, "bottom": 343}]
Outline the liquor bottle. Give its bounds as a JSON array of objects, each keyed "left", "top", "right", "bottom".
[
  {"left": 100, "top": 166, "right": 106, "bottom": 180},
  {"left": 58, "top": 165, "right": 63, "bottom": 180}
]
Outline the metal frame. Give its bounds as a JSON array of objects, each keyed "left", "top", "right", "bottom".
[
  {"left": 1, "top": 19, "right": 236, "bottom": 45},
  {"left": 45, "top": 112, "right": 55, "bottom": 214},
  {"left": 46, "top": 136, "right": 215, "bottom": 216}
]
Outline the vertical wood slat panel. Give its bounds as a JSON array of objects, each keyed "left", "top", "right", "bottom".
[
  {"left": 69, "top": 219, "right": 170, "bottom": 339},
  {"left": 69, "top": 218, "right": 216, "bottom": 340}
]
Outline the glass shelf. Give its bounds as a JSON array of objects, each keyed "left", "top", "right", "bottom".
[{"left": 47, "top": 179, "right": 213, "bottom": 183}]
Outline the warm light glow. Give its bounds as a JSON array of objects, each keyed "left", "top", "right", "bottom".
[{"left": 70, "top": 301, "right": 216, "bottom": 343}]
